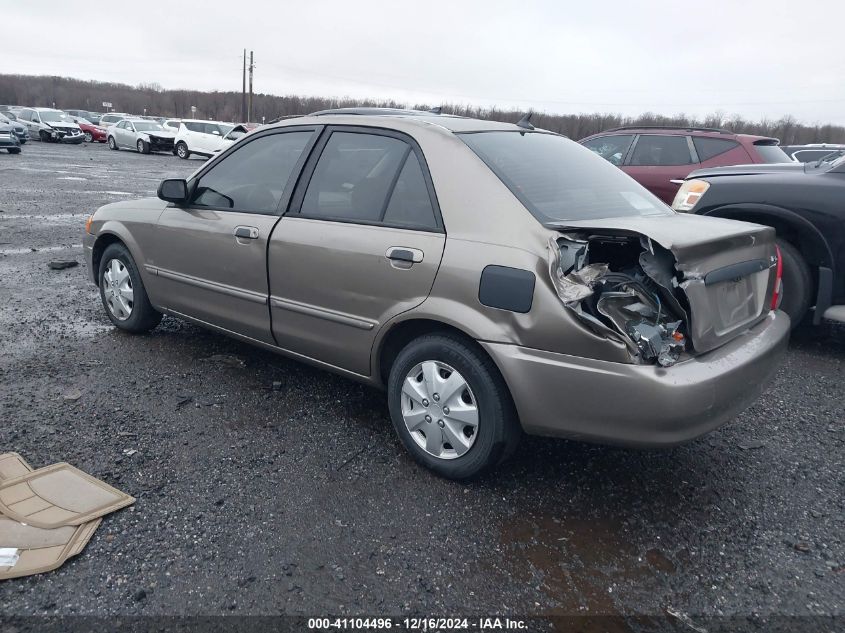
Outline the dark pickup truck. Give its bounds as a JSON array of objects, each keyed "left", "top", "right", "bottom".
[{"left": 672, "top": 157, "right": 845, "bottom": 327}]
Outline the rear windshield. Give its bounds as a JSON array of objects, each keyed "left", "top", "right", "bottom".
[
  {"left": 753, "top": 142, "right": 791, "bottom": 163},
  {"left": 460, "top": 131, "right": 671, "bottom": 222}
]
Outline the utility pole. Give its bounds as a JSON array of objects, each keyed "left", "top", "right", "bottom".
[
  {"left": 248, "top": 51, "right": 254, "bottom": 123},
  {"left": 241, "top": 49, "right": 246, "bottom": 123}
]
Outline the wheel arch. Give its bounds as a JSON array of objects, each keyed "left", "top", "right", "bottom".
[
  {"left": 374, "top": 317, "right": 500, "bottom": 388},
  {"left": 699, "top": 203, "right": 834, "bottom": 270},
  {"left": 91, "top": 227, "right": 151, "bottom": 291}
]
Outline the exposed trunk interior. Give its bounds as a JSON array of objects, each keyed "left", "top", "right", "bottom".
[{"left": 548, "top": 217, "right": 776, "bottom": 366}]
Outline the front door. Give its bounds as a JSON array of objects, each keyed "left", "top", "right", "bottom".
[
  {"left": 269, "top": 128, "right": 446, "bottom": 376},
  {"left": 147, "top": 127, "right": 319, "bottom": 343}
]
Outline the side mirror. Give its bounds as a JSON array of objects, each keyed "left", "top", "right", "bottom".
[{"left": 158, "top": 179, "right": 189, "bottom": 204}]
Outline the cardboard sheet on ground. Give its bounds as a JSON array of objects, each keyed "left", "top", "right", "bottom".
[
  {"left": 0, "top": 453, "right": 103, "bottom": 580},
  {"left": 0, "top": 462, "right": 134, "bottom": 529}
]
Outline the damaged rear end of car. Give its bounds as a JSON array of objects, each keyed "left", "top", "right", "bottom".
[{"left": 547, "top": 214, "right": 779, "bottom": 368}]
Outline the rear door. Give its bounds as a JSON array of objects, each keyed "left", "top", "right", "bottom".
[
  {"left": 268, "top": 127, "right": 446, "bottom": 376},
  {"left": 624, "top": 134, "right": 698, "bottom": 204},
  {"left": 147, "top": 126, "right": 320, "bottom": 343}
]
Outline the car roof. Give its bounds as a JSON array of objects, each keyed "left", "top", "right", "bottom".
[
  {"left": 580, "top": 126, "right": 779, "bottom": 144},
  {"left": 272, "top": 108, "right": 532, "bottom": 134}
]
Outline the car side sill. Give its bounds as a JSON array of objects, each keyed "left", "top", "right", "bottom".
[
  {"left": 146, "top": 265, "right": 267, "bottom": 305},
  {"left": 162, "top": 308, "right": 376, "bottom": 386}
]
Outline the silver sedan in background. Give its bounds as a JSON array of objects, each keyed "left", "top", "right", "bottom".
[{"left": 107, "top": 119, "right": 177, "bottom": 154}]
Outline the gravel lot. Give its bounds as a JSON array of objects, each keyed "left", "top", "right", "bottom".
[{"left": 0, "top": 142, "right": 843, "bottom": 625}]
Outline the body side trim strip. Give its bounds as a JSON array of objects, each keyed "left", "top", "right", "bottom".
[{"left": 270, "top": 296, "right": 376, "bottom": 330}]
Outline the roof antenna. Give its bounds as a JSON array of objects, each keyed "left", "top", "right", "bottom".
[
  {"left": 429, "top": 106, "right": 443, "bottom": 115},
  {"left": 516, "top": 112, "right": 535, "bottom": 130}
]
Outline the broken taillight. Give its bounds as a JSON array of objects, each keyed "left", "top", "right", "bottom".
[{"left": 770, "top": 245, "right": 783, "bottom": 310}]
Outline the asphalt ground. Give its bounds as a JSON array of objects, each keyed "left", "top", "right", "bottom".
[{"left": 0, "top": 141, "right": 842, "bottom": 630}]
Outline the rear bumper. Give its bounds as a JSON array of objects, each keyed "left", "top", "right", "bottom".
[
  {"left": 0, "top": 136, "right": 19, "bottom": 148},
  {"left": 482, "top": 310, "right": 790, "bottom": 446}
]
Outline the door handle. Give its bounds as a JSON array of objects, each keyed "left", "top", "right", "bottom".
[
  {"left": 234, "top": 226, "right": 259, "bottom": 240},
  {"left": 386, "top": 247, "right": 423, "bottom": 263}
]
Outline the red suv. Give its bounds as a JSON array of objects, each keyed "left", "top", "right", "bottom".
[{"left": 579, "top": 126, "right": 792, "bottom": 204}]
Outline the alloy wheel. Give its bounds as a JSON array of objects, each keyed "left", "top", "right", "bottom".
[
  {"left": 401, "top": 360, "right": 479, "bottom": 460},
  {"left": 102, "top": 258, "right": 134, "bottom": 321}
]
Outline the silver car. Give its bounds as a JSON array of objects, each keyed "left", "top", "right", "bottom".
[{"left": 107, "top": 119, "right": 177, "bottom": 154}]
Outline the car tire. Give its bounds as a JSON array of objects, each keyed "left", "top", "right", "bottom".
[
  {"left": 98, "top": 243, "right": 162, "bottom": 334},
  {"left": 39, "top": 130, "right": 51, "bottom": 142},
  {"left": 387, "top": 333, "right": 521, "bottom": 480},
  {"left": 175, "top": 142, "right": 190, "bottom": 159},
  {"left": 8, "top": 148, "right": 21, "bottom": 154},
  {"left": 776, "top": 238, "right": 812, "bottom": 328},
  {"left": 84, "top": 131, "right": 93, "bottom": 143},
  {"left": 108, "top": 136, "right": 118, "bottom": 150},
  {"left": 137, "top": 139, "right": 150, "bottom": 154}
]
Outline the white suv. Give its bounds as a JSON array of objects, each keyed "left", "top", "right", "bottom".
[{"left": 173, "top": 119, "right": 235, "bottom": 159}]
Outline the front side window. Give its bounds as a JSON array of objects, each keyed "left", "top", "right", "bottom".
[
  {"left": 185, "top": 122, "right": 204, "bottom": 132},
  {"left": 300, "top": 132, "right": 410, "bottom": 223},
  {"left": 629, "top": 135, "right": 693, "bottom": 166},
  {"left": 461, "top": 131, "right": 671, "bottom": 222},
  {"left": 581, "top": 134, "right": 634, "bottom": 166},
  {"left": 190, "top": 131, "right": 313, "bottom": 214}
]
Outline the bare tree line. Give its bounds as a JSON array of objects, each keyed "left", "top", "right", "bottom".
[{"left": 1, "top": 74, "right": 842, "bottom": 144}]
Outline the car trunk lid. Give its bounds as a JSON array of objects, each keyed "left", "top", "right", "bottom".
[{"left": 546, "top": 213, "right": 777, "bottom": 356}]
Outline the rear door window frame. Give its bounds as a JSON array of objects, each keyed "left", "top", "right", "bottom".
[{"left": 287, "top": 125, "right": 445, "bottom": 233}]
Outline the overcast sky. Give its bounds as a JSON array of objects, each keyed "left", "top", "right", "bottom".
[{"left": 6, "top": 0, "right": 845, "bottom": 125}]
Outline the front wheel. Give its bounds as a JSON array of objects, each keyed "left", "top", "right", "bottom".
[
  {"left": 84, "top": 131, "right": 93, "bottom": 143},
  {"left": 175, "top": 142, "right": 190, "bottom": 159},
  {"left": 387, "top": 334, "right": 521, "bottom": 480},
  {"left": 776, "top": 238, "right": 812, "bottom": 328},
  {"left": 98, "top": 243, "right": 162, "bottom": 333},
  {"left": 137, "top": 139, "right": 150, "bottom": 154},
  {"left": 107, "top": 136, "right": 118, "bottom": 150},
  {"left": 39, "top": 130, "right": 51, "bottom": 142},
  {"left": 8, "top": 148, "right": 21, "bottom": 154}
]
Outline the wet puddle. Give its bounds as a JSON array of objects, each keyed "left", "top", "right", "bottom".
[{"left": 497, "top": 513, "right": 681, "bottom": 618}]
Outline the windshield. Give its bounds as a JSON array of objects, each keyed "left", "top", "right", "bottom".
[
  {"left": 460, "top": 131, "right": 672, "bottom": 222},
  {"left": 1, "top": 111, "right": 17, "bottom": 121},
  {"left": 0, "top": 113, "right": 9, "bottom": 124},
  {"left": 134, "top": 121, "right": 164, "bottom": 132},
  {"left": 75, "top": 117, "right": 91, "bottom": 125},
  {"left": 40, "top": 111, "right": 71, "bottom": 123},
  {"left": 220, "top": 124, "right": 234, "bottom": 135}
]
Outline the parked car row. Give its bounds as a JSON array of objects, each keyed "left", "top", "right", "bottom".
[{"left": 579, "top": 127, "right": 845, "bottom": 328}]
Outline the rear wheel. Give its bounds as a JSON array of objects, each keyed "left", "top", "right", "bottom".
[
  {"left": 98, "top": 243, "right": 162, "bottom": 333},
  {"left": 175, "top": 141, "right": 190, "bottom": 159},
  {"left": 8, "top": 148, "right": 21, "bottom": 154},
  {"left": 108, "top": 136, "right": 118, "bottom": 150},
  {"left": 776, "top": 238, "right": 812, "bottom": 328},
  {"left": 137, "top": 139, "right": 150, "bottom": 154},
  {"left": 387, "top": 333, "right": 521, "bottom": 480}
]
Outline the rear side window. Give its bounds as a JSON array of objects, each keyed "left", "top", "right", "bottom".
[
  {"left": 185, "top": 122, "right": 204, "bottom": 133},
  {"left": 190, "top": 131, "right": 313, "bottom": 214},
  {"left": 693, "top": 137, "right": 740, "bottom": 161},
  {"left": 629, "top": 135, "right": 693, "bottom": 166},
  {"left": 581, "top": 134, "right": 634, "bottom": 166},
  {"left": 461, "top": 131, "right": 670, "bottom": 222},
  {"left": 753, "top": 142, "right": 791, "bottom": 163},
  {"left": 300, "top": 132, "right": 409, "bottom": 223},
  {"left": 382, "top": 152, "right": 438, "bottom": 229}
]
